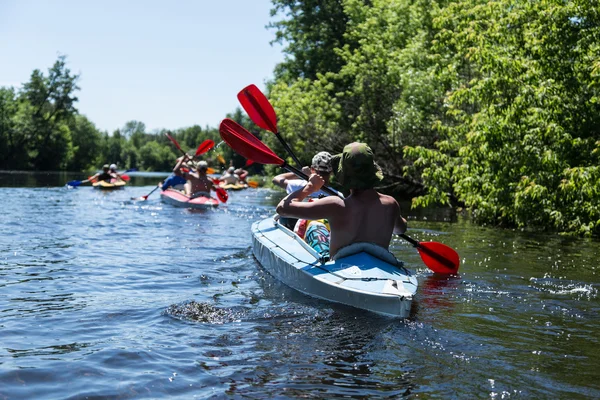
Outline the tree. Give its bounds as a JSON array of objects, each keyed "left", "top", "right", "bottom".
[
  {"left": 67, "top": 114, "right": 103, "bottom": 171},
  {"left": 19, "top": 55, "right": 80, "bottom": 170}
]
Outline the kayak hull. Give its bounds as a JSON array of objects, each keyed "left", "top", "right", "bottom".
[
  {"left": 93, "top": 180, "right": 126, "bottom": 190},
  {"left": 160, "top": 189, "right": 219, "bottom": 209},
  {"left": 251, "top": 217, "right": 418, "bottom": 317}
]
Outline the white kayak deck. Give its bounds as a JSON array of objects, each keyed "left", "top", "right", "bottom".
[{"left": 251, "top": 217, "right": 418, "bottom": 317}]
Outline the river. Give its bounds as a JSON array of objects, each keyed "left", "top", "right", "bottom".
[{"left": 0, "top": 171, "right": 598, "bottom": 399}]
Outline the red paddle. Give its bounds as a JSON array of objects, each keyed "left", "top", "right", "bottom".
[
  {"left": 219, "top": 118, "right": 460, "bottom": 274},
  {"left": 237, "top": 84, "right": 303, "bottom": 168}
]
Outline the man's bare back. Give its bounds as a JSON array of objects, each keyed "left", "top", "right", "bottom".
[
  {"left": 276, "top": 178, "right": 406, "bottom": 258},
  {"left": 183, "top": 172, "right": 213, "bottom": 197},
  {"left": 327, "top": 190, "right": 401, "bottom": 257}
]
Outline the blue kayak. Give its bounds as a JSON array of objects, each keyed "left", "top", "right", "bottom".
[{"left": 251, "top": 216, "right": 418, "bottom": 317}]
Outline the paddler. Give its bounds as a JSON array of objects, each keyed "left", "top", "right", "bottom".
[
  {"left": 83, "top": 164, "right": 112, "bottom": 183},
  {"left": 220, "top": 166, "right": 240, "bottom": 185},
  {"left": 272, "top": 151, "right": 341, "bottom": 231},
  {"left": 173, "top": 157, "right": 216, "bottom": 198},
  {"left": 160, "top": 156, "right": 188, "bottom": 191},
  {"left": 108, "top": 163, "right": 125, "bottom": 182},
  {"left": 276, "top": 142, "right": 407, "bottom": 260}
]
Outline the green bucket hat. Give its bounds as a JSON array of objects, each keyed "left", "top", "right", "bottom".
[{"left": 331, "top": 142, "right": 383, "bottom": 190}]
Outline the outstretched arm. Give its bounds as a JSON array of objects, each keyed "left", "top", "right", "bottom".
[
  {"left": 272, "top": 167, "right": 310, "bottom": 189},
  {"left": 173, "top": 155, "right": 189, "bottom": 176},
  {"left": 82, "top": 173, "right": 99, "bottom": 184},
  {"left": 276, "top": 173, "right": 342, "bottom": 220},
  {"left": 393, "top": 204, "right": 407, "bottom": 234}
]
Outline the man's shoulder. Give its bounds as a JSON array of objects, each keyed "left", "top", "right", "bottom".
[{"left": 378, "top": 192, "right": 398, "bottom": 204}]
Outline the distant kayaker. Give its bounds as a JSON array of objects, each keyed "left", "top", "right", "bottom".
[
  {"left": 108, "top": 164, "right": 125, "bottom": 182},
  {"left": 160, "top": 156, "right": 188, "bottom": 191},
  {"left": 276, "top": 142, "right": 407, "bottom": 259},
  {"left": 234, "top": 168, "right": 249, "bottom": 183},
  {"left": 173, "top": 156, "right": 215, "bottom": 198},
  {"left": 83, "top": 164, "right": 112, "bottom": 183},
  {"left": 220, "top": 167, "right": 240, "bottom": 185}
]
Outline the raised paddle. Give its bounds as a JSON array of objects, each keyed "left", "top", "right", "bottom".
[
  {"left": 219, "top": 118, "right": 460, "bottom": 274},
  {"left": 237, "top": 84, "right": 303, "bottom": 168},
  {"left": 165, "top": 133, "right": 227, "bottom": 203}
]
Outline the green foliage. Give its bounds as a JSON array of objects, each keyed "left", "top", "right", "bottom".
[{"left": 267, "top": 0, "right": 600, "bottom": 235}]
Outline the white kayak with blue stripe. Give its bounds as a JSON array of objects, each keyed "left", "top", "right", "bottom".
[{"left": 251, "top": 216, "right": 418, "bottom": 318}]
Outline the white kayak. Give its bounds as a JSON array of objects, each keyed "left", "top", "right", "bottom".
[{"left": 251, "top": 216, "right": 418, "bottom": 318}]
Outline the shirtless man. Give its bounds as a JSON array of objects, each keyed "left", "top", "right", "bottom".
[
  {"left": 173, "top": 157, "right": 215, "bottom": 198},
  {"left": 276, "top": 142, "right": 407, "bottom": 259}
]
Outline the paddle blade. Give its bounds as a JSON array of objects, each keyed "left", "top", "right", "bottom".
[
  {"left": 195, "top": 139, "right": 215, "bottom": 156},
  {"left": 165, "top": 132, "right": 183, "bottom": 152},
  {"left": 211, "top": 179, "right": 228, "bottom": 203},
  {"left": 67, "top": 180, "right": 82, "bottom": 187},
  {"left": 217, "top": 154, "right": 226, "bottom": 165},
  {"left": 245, "top": 159, "right": 254, "bottom": 167},
  {"left": 247, "top": 181, "right": 259, "bottom": 188},
  {"left": 120, "top": 175, "right": 130, "bottom": 181},
  {"left": 219, "top": 119, "right": 284, "bottom": 166},
  {"left": 237, "top": 84, "right": 278, "bottom": 134},
  {"left": 206, "top": 167, "right": 216, "bottom": 175},
  {"left": 416, "top": 242, "right": 460, "bottom": 274}
]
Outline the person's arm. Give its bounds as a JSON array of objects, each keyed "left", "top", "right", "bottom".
[
  {"left": 393, "top": 203, "right": 408, "bottom": 234},
  {"left": 272, "top": 167, "right": 310, "bottom": 189},
  {"left": 173, "top": 156, "right": 189, "bottom": 176},
  {"left": 276, "top": 174, "right": 342, "bottom": 220},
  {"left": 82, "top": 173, "right": 99, "bottom": 183}
]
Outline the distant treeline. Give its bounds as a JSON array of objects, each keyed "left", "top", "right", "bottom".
[{"left": 0, "top": 56, "right": 259, "bottom": 174}]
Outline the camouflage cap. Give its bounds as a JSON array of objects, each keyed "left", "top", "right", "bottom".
[
  {"left": 311, "top": 151, "right": 333, "bottom": 173},
  {"left": 331, "top": 142, "right": 383, "bottom": 190}
]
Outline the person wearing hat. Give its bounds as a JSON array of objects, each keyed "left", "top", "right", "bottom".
[
  {"left": 83, "top": 164, "right": 113, "bottom": 184},
  {"left": 276, "top": 142, "right": 407, "bottom": 260},
  {"left": 160, "top": 156, "right": 188, "bottom": 191},
  {"left": 273, "top": 151, "right": 342, "bottom": 199},
  {"left": 273, "top": 151, "right": 342, "bottom": 232},
  {"left": 173, "top": 156, "right": 216, "bottom": 198},
  {"left": 108, "top": 163, "right": 126, "bottom": 182},
  {"left": 220, "top": 166, "right": 241, "bottom": 186}
]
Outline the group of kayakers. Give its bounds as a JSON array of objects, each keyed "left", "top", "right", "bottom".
[
  {"left": 160, "top": 155, "right": 249, "bottom": 198},
  {"left": 81, "top": 141, "right": 406, "bottom": 262},
  {"left": 272, "top": 142, "right": 407, "bottom": 261}
]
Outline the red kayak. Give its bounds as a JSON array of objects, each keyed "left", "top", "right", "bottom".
[{"left": 160, "top": 189, "right": 219, "bottom": 209}]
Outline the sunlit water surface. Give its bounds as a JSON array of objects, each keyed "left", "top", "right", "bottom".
[{"left": 0, "top": 172, "right": 598, "bottom": 398}]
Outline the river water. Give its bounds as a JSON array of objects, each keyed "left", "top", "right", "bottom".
[{"left": 1, "top": 172, "right": 598, "bottom": 399}]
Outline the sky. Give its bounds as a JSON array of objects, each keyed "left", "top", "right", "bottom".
[{"left": 0, "top": 0, "right": 285, "bottom": 133}]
